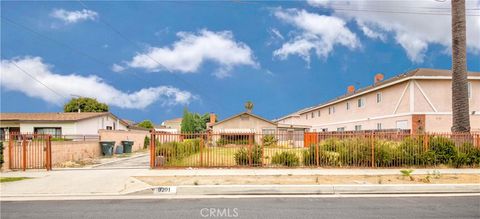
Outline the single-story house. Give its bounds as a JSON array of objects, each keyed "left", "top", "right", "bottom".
[
  {"left": 210, "top": 112, "right": 308, "bottom": 147},
  {"left": 0, "top": 112, "right": 128, "bottom": 140}
]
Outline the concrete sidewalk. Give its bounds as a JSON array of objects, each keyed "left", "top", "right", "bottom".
[{"left": 1, "top": 168, "right": 479, "bottom": 198}]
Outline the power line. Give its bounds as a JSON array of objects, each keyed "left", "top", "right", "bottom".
[
  {"left": 1, "top": 16, "right": 161, "bottom": 87},
  {"left": 77, "top": 0, "right": 231, "bottom": 112},
  {"left": 9, "top": 61, "right": 67, "bottom": 99}
]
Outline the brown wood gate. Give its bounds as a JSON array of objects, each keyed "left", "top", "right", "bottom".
[{"left": 8, "top": 133, "right": 52, "bottom": 171}]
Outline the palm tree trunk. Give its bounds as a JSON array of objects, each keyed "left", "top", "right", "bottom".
[{"left": 451, "top": 0, "right": 470, "bottom": 133}]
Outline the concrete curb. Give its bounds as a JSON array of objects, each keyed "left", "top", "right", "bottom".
[{"left": 150, "top": 184, "right": 480, "bottom": 196}]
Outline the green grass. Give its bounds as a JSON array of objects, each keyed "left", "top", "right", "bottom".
[
  {"left": 165, "top": 146, "right": 306, "bottom": 167},
  {"left": 0, "top": 177, "right": 30, "bottom": 183}
]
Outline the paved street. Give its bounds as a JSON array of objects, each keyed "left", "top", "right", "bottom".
[{"left": 2, "top": 196, "right": 479, "bottom": 219}]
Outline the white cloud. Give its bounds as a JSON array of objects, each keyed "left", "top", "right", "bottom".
[
  {"left": 273, "top": 8, "right": 360, "bottom": 63},
  {"left": 118, "top": 29, "right": 257, "bottom": 78},
  {"left": 1, "top": 57, "right": 194, "bottom": 109},
  {"left": 111, "top": 63, "right": 126, "bottom": 72},
  {"left": 307, "top": 0, "right": 480, "bottom": 62},
  {"left": 50, "top": 9, "right": 98, "bottom": 24}
]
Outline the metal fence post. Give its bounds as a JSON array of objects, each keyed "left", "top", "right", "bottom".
[
  {"left": 248, "top": 133, "right": 253, "bottom": 166},
  {"left": 371, "top": 132, "right": 375, "bottom": 168},
  {"left": 46, "top": 135, "right": 52, "bottom": 171},
  {"left": 149, "top": 130, "right": 156, "bottom": 169},
  {"left": 315, "top": 140, "right": 319, "bottom": 167},
  {"left": 200, "top": 135, "right": 204, "bottom": 167},
  {"left": 8, "top": 133, "right": 13, "bottom": 170},
  {"left": 22, "top": 134, "right": 27, "bottom": 171}
]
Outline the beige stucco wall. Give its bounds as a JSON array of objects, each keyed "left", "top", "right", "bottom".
[
  {"left": 99, "top": 129, "right": 149, "bottom": 151},
  {"left": 425, "top": 114, "right": 480, "bottom": 132},
  {"left": 51, "top": 141, "right": 102, "bottom": 167},
  {"left": 278, "top": 78, "right": 479, "bottom": 132}
]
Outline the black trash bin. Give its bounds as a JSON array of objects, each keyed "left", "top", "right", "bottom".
[
  {"left": 122, "top": 141, "right": 134, "bottom": 153},
  {"left": 100, "top": 141, "right": 115, "bottom": 156}
]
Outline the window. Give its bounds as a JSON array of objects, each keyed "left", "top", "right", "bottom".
[
  {"left": 321, "top": 128, "right": 328, "bottom": 132},
  {"left": 377, "top": 123, "right": 382, "bottom": 130},
  {"left": 34, "top": 127, "right": 62, "bottom": 138},
  {"left": 328, "top": 107, "right": 331, "bottom": 114},
  {"left": 305, "top": 114, "right": 308, "bottom": 120},
  {"left": 332, "top": 106, "right": 336, "bottom": 113},
  {"left": 376, "top": 92, "right": 382, "bottom": 103},
  {"left": 318, "top": 110, "right": 321, "bottom": 117},
  {"left": 468, "top": 82, "right": 472, "bottom": 99},
  {"left": 311, "top": 112, "right": 315, "bottom": 118},
  {"left": 106, "top": 126, "right": 113, "bottom": 130},
  {"left": 337, "top": 127, "right": 345, "bottom": 132},
  {"left": 358, "top": 98, "right": 365, "bottom": 108},
  {"left": 396, "top": 120, "right": 408, "bottom": 130},
  {"left": 346, "top": 102, "right": 350, "bottom": 110},
  {"left": 355, "top": 125, "right": 362, "bottom": 131}
]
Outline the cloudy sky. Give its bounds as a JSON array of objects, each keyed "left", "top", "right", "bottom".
[{"left": 1, "top": 0, "right": 479, "bottom": 123}]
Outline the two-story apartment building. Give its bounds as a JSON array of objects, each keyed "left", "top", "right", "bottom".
[{"left": 275, "top": 68, "right": 480, "bottom": 133}]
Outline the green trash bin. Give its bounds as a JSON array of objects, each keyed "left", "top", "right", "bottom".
[
  {"left": 122, "top": 141, "right": 134, "bottom": 153},
  {"left": 100, "top": 141, "right": 115, "bottom": 156}
]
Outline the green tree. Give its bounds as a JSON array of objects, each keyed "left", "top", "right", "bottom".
[
  {"left": 137, "top": 120, "right": 154, "bottom": 129},
  {"left": 180, "top": 109, "right": 216, "bottom": 133},
  {"left": 245, "top": 101, "right": 253, "bottom": 113},
  {"left": 64, "top": 97, "right": 109, "bottom": 112}
]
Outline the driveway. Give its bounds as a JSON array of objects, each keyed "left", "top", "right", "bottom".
[{"left": 92, "top": 153, "right": 149, "bottom": 169}]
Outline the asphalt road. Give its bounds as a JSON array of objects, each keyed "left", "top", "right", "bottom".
[{"left": 2, "top": 196, "right": 479, "bottom": 219}]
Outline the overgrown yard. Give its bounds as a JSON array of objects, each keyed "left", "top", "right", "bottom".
[{"left": 135, "top": 174, "right": 480, "bottom": 186}]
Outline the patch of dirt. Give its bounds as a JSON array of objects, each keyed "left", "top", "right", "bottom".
[
  {"left": 54, "top": 158, "right": 99, "bottom": 168},
  {"left": 135, "top": 174, "right": 480, "bottom": 186}
]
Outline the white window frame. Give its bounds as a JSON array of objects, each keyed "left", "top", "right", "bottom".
[
  {"left": 337, "top": 127, "right": 345, "bottom": 132},
  {"left": 396, "top": 120, "right": 409, "bottom": 130},
  {"left": 376, "top": 92, "right": 382, "bottom": 103},
  {"left": 355, "top": 125, "right": 362, "bottom": 131},
  {"left": 332, "top": 106, "right": 336, "bottom": 113},
  {"left": 311, "top": 112, "right": 315, "bottom": 118},
  {"left": 318, "top": 110, "right": 321, "bottom": 117},
  {"left": 358, "top": 98, "right": 366, "bottom": 108},
  {"left": 376, "top": 123, "right": 382, "bottom": 130},
  {"left": 346, "top": 102, "right": 350, "bottom": 110}
]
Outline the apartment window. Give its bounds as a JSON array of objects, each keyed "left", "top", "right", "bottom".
[
  {"left": 355, "top": 125, "right": 362, "bottom": 131},
  {"left": 311, "top": 112, "right": 315, "bottom": 118},
  {"left": 376, "top": 92, "right": 382, "bottom": 103},
  {"left": 106, "top": 126, "right": 113, "bottom": 130},
  {"left": 346, "top": 102, "right": 350, "bottom": 110},
  {"left": 396, "top": 120, "right": 408, "bottom": 130},
  {"left": 305, "top": 114, "right": 308, "bottom": 120},
  {"left": 468, "top": 82, "right": 472, "bottom": 98},
  {"left": 318, "top": 110, "right": 321, "bottom": 117},
  {"left": 34, "top": 127, "right": 62, "bottom": 138},
  {"left": 377, "top": 123, "right": 382, "bottom": 130},
  {"left": 337, "top": 127, "right": 345, "bottom": 132},
  {"left": 332, "top": 106, "right": 336, "bottom": 113},
  {"left": 321, "top": 128, "right": 328, "bottom": 132},
  {"left": 358, "top": 98, "right": 365, "bottom": 108},
  {"left": 328, "top": 107, "right": 332, "bottom": 114}
]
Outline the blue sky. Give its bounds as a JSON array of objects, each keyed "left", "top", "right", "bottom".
[{"left": 1, "top": 0, "right": 479, "bottom": 124}]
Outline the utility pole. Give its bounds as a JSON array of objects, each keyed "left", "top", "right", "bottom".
[{"left": 451, "top": 0, "right": 470, "bottom": 132}]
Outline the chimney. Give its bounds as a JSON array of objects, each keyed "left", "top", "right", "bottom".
[
  {"left": 347, "top": 85, "right": 355, "bottom": 94},
  {"left": 209, "top": 113, "right": 216, "bottom": 126},
  {"left": 374, "top": 73, "right": 384, "bottom": 84}
]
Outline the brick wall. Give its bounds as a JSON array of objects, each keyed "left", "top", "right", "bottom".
[{"left": 98, "top": 129, "right": 149, "bottom": 152}]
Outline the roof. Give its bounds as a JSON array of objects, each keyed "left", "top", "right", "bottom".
[
  {"left": 162, "top": 118, "right": 182, "bottom": 124},
  {"left": 0, "top": 112, "right": 128, "bottom": 125},
  {"left": 212, "top": 112, "right": 276, "bottom": 127},
  {"left": 276, "top": 68, "right": 480, "bottom": 120}
]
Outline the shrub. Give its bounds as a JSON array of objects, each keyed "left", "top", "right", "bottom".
[
  {"left": 398, "top": 136, "right": 424, "bottom": 166},
  {"left": 216, "top": 137, "right": 249, "bottom": 146},
  {"left": 374, "top": 140, "right": 401, "bottom": 167},
  {"left": 262, "top": 135, "right": 278, "bottom": 147},
  {"left": 156, "top": 139, "right": 201, "bottom": 164},
  {"left": 302, "top": 142, "right": 341, "bottom": 167},
  {"left": 428, "top": 136, "right": 458, "bottom": 165},
  {"left": 454, "top": 143, "right": 480, "bottom": 167},
  {"left": 272, "top": 151, "right": 299, "bottom": 166},
  {"left": 234, "top": 144, "right": 262, "bottom": 166},
  {"left": 143, "top": 136, "right": 150, "bottom": 149}
]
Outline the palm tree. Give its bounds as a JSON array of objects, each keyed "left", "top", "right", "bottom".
[
  {"left": 451, "top": 0, "right": 470, "bottom": 132},
  {"left": 245, "top": 101, "right": 254, "bottom": 113}
]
